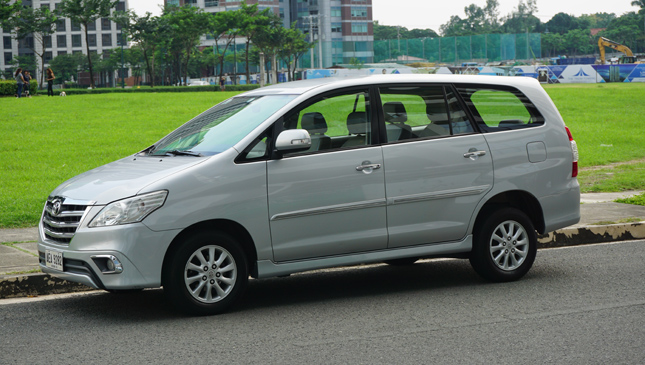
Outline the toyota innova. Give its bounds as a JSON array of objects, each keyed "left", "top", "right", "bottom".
[{"left": 38, "top": 75, "right": 580, "bottom": 315}]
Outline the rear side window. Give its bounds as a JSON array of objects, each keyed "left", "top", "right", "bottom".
[
  {"left": 456, "top": 85, "right": 544, "bottom": 132},
  {"left": 378, "top": 85, "right": 475, "bottom": 143}
]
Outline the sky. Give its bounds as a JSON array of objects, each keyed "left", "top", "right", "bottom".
[{"left": 130, "top": 0, "right": 640, "bottom": 33}]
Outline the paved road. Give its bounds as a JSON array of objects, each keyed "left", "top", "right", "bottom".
[{"left": 1, "top": 241, "right": 644, "bottom": 364}]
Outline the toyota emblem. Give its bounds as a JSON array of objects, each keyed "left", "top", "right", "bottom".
[{"left": 52, "top": 199, "right": 62, "bottom": 216}]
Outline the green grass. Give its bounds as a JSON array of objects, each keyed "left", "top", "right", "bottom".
[
  {"left": 616, "top": 192, "right": 645, "bottom": 206},
  {"left": 1, "top": 83, "right": 645, "bottom": 228},
  {"left": 543, "top": 83, "right": 645, "bottom": 168},
  {"left": 0, "top": 92, "right": 237, "bottom": 228}
]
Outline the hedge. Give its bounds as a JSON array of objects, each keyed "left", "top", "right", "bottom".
[
  {"left": 53, "top": 83, "right": 261, "bottom": 95},
  {"left": 0, "top": 81, "right": 260, "bottom": 96},
  {"left": 0, "top": 80, "right": 38, "bottom": 96}
]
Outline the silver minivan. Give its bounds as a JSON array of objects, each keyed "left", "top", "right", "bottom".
[{"left": 38, "top": 75, "right": 580, "bottom": 315}]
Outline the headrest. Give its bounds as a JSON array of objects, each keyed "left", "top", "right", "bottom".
[
  {"left": 425, "top": 98, "right": 449, "bottom": 124},
  {"left": 301, "top": 112, "right": 327, "bottom": 135},
  {"left": 383, "top": 102, "right": 407, "bottom": 124},
  {"left": 347, "top": 112, "right": 368, "bottom": 135}
]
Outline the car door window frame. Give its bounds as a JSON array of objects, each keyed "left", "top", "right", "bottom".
[
  {"left": 270, "top": 86, "right": 380, "bottom": 159},
  {"left": 374, "top": 83, "right": 479, "bottom": 144}
]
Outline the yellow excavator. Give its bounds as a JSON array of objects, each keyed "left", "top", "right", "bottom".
[{"left": 598, "top": 37, "right": 639, "bottom": 64}]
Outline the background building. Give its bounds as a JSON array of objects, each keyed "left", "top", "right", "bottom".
[
  {"left": 165, "top": 0, "right": 374, "bottom": 68},
  {"left": 0, "top": 0, "right": 129, "bottom": 84}
]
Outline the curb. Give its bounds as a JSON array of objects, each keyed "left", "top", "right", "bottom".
[
  {"left": 537, "top": 222, "right": 645, "bottom": 248},
  {"left": 0, "top": 273, "right": 95, "bottom": 299},
  {"left": 1, "top": 222, "right": 644, "bottom": 300}
]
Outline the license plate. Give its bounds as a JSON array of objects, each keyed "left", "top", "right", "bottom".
[{"left": 45, "top": 250, "right": 64, "bottom": 271}]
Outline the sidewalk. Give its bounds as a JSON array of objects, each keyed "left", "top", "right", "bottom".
[{"left": 2, "top": 191, "right": 644, "bottom": 298}]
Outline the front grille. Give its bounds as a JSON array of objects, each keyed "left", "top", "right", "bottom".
[{"left": 42, "top": 198, "right": 89, "bottom": 245}]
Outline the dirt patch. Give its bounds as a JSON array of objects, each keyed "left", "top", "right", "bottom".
[{"left": 581, "top": 157, "right": 645, "bottom": 172}]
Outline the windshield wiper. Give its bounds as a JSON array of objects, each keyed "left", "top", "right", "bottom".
[{"left": 165, "top": 150, "right": 203, "bottom": 157}]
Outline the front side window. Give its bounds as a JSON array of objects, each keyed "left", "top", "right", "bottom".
[
  {"left": 456, "top": 85, "right": 544, "bottom": 132},
  {"left": 282, "top": 89, "right": 371, "bottom": 154},
  {"left": 379, "top": 85, "right": 474, "bottom": 143},
  {"left": 148, "top": 95, "right": 296, "bottom": 157}
]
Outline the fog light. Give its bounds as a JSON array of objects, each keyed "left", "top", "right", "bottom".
[{"left": 91, "top": 255, "right": 124, "bottom": 274}]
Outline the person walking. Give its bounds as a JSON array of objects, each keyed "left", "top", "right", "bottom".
[
  {"left": 46, "top": 68, "right": 55, "bottom": 97},
  {"left": 219, "top": 74, "right": 226, "bottom": 91},
  {"left": 23, "top": 71, "right": 32, "bottom": 97},
  {"left": 14, "top": 68, "right": 25, "bottom": 98}
]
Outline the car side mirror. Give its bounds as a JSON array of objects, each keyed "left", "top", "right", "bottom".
[{"left": 275, "top": 129, "right": 312, "bottom": 156}]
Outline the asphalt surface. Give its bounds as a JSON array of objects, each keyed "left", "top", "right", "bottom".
[
  {"left": 1, "top": 240, "right": 643, "bottom": 364},
  {"left": 1, "top": 191, "right": 644, "bottom": 299}
]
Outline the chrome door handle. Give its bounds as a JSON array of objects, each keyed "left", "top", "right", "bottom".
[
  {"left": 356, "top": 163, "right": 381, "bottom": 171},
  {"left": 463, "top": 150, "right": 487, "bottom": 158}
]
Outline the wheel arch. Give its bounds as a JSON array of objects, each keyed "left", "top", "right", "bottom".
[
  {"left": 162, "top": 219, "right": 259, "bottom": 284},
  {"left": 474, "top": 190, "right": 545, "bottom": 235}
]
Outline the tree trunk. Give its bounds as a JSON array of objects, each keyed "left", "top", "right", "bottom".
[
  {"left": 271, "top": 53, "right": 278, "bottom": 85},
  {"left": 84, "top": 23, "right": 96, "bottom": 89},
  {"left": 245, "top": 40, "right": 251, "bottom": 84}
]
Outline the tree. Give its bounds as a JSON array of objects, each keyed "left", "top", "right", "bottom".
[
  {"left": 600, "top": 12, "right": 643, "bottom": 52},
  {"left": 407, "top": 28, "right": 440, "bottom": 39},
  {"left": 9, "top": 54, "right": 37, "bottom": 74},
  {"left": 545, "top": 13, "right": 579, "bottom": 35},
  {"left": 49, "top": 52, "right": 85, "bottom": 84},
  {"left": 541, "top": 33, "right": 565, "bottom": 57},
  {"left": 164, "top": 5, "right": 210, "bottom": 86},
  {"left": 0, "top": 0, "right": 21, "bottom": 28},
  {"left": 632, "top": 0, "right": 645, "bottom": 15},
  {"left": 8, "top": 5, "right": 57, "bottom": 86},
  {"left": 564, "top": 29, "right": 592, "bottom": 55},
  {"left": 125, "top": 12, "right": 171, "bottom": 87},
  {"left": 440, "top": 0, "right": 500, "bottom": 36},
  {"left": 278, "top": 25, "right": 313, "bottom": 81},
  {"left": 57, "top": 0, "right": 118, "bottom": 89},
  {"left": 239, "top": 2, "right": 273, "bottom": 82},
  {"left": 207, "top": 8, "right": 243, "bottom": 81},
  {"left": 252, "top": 14, "right": 285, "bottom": 85}
]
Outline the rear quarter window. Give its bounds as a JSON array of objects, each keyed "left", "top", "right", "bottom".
[{"left": 456, "top": 85, "right": 544, "bottom": 132}]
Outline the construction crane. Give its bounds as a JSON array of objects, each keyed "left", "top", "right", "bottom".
[{"left": 598, "top": 37, "right": 636, "bottom": 64}]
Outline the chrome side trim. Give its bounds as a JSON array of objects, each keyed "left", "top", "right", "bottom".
[
  {"left": 271, "top": 199, "right": 387, "bottom": 221},
  {"left": 256, "top": 236, "right": 472, "bottom": 279},
  {"left": 389, "top": 185, "right": 491, "bottom": 205}
]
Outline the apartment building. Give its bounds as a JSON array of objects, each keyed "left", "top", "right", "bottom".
[
  {"left": 165, "top": 0, "right": 374, "bottom": 68},
  {"left": 0, "top": 0, "right": 128, "bottom": 82}
]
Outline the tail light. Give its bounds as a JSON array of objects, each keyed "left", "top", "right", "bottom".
[{"left": 565, "top": 127, "right": 578, "bottom": 178}]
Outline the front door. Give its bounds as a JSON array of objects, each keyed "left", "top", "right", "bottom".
[{"left": 267, "top": 88, "right": 388, "bottom": 262}]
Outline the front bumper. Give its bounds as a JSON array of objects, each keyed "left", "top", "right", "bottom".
[{"left": 38, "top": 220, "right": 180, "bottom": 290}]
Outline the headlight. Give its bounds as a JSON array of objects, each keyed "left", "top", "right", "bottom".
[{"left": 88, "top": 190, "right": 168, "bottom": 228}]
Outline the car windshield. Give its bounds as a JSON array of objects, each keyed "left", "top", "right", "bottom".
[{"left": 147, "top": 95, "right": 296, "bottom": 156}]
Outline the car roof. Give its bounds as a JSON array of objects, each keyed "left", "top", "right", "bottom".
[{"left": 240, "top": 74, "right": 541, "bottom": 97}]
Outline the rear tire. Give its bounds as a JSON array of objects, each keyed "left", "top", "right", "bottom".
[
  {"left": 163, "top": 231, "right": 248, "bottom": 315},
  {"left": 469, "top": 208, "right": 537, "bottom": 282}
]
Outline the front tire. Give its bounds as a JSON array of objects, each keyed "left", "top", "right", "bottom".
[
  {"left": 163, "top": 231, "right": 248, "bottom": 315},
  {"left": 469, "top": 208, "right": 537, "bottom": 282}
]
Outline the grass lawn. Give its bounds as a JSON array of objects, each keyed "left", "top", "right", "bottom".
[
  {"left": 1, "top": 82, "right": 644, "bottom": 228},
  {"left": 1, "top": 92, "right": 236, "bottom": 228}
]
